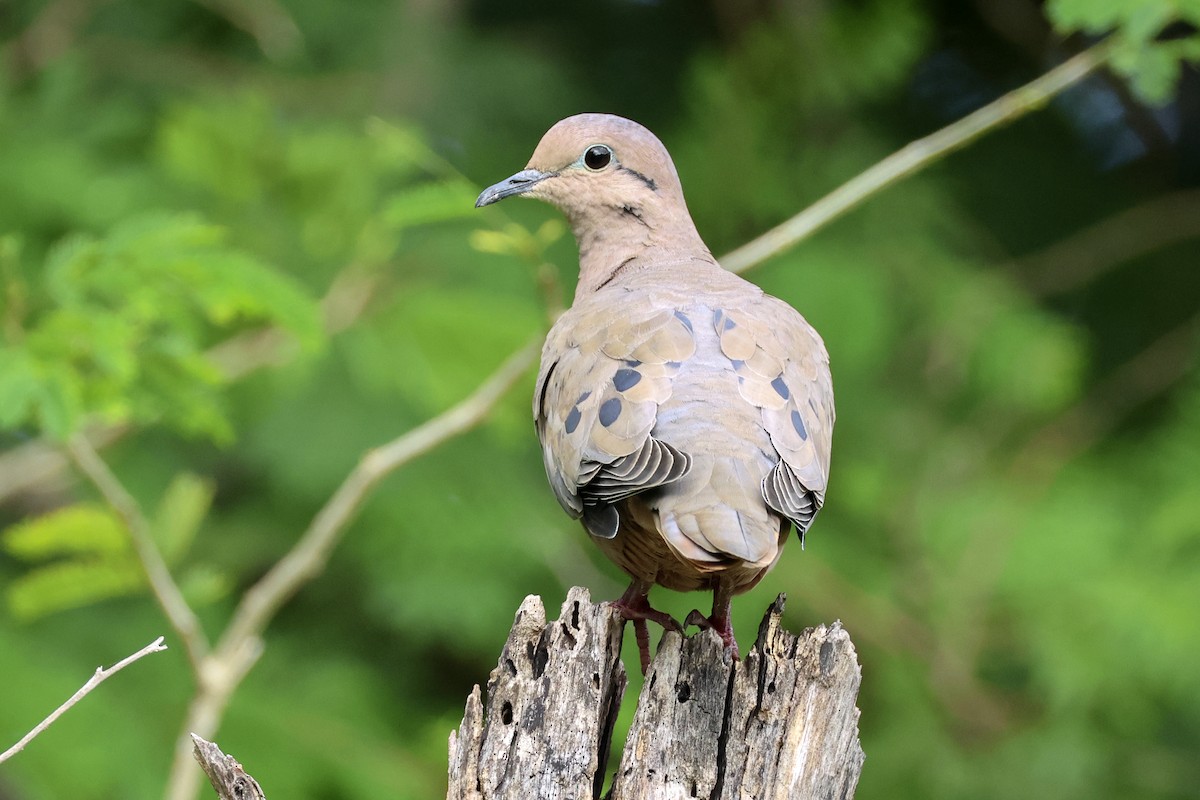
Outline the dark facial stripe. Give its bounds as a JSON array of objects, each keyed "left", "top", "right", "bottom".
[{"left": 619, "top": 166, "right": 658, "bottom": 192}]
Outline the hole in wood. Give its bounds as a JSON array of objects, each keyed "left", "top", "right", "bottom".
[
  {"left": 767, "top": 680, "right": 776, "bottom": 695},
  {"left": 820, "top": 640, "right": 835, "bottom": 675},
  {"left": 532, "top": 635, "right": 550, "bottom": 678},
  {"left": 676, "top": 682, "right": 691, "bottom": 703},
  {"left": 501, "top": 701, "right": 513, "bottom": 725}
]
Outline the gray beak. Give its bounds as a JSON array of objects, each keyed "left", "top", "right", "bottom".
[{"left": 475, "top": 168, "right": 552, "bottom": 208}]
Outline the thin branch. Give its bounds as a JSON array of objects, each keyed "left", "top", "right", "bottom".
[
  {"left": 0, "top": 637, "right": 168, "bottom": 764},
  {"left": 66, "top": 437, "right": 210, "bottom": 673},
  {"left": 719, "top": 38, "right": 1117, "bottom": 275},
  {"left": 216, "top": 338, "right": 540, "bottom": 654},
  {"left": 165, "top": 642, "right": 262, "bottom": 800}
]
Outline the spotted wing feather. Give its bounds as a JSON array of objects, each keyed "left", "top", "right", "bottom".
[
  {"left": 712, "top": 301, "right": 833, "bottom": 540},
  {"left": 534, "top": 295, "right": 695, "bottom": 537}
]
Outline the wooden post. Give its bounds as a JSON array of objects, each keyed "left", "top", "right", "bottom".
[{"left": 447, "top": 587, "right": 864, "bottom": 800}]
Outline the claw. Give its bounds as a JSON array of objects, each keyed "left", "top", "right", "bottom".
[
  {"left": 610, "top": 581, "right": 682, "bottom": 673},
  {"left": 685, "top": 595, "right": 739, "bottom": 658}
]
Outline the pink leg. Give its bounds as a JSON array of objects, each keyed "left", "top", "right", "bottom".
[
  {"left": 610, "top": 580, "right": 683, "bottom": 673},
  {"left": 685, "top": 584, "right": 739, "bottom": 658}
]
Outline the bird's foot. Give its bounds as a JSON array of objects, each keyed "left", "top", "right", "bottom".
[
  {"left": 611, "top": 586, "right": 683, "bottom": 673},
  {"left": 685, "top": 609, "right": 740, "bottom": 659}
]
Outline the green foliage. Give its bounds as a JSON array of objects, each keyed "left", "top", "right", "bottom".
[
  {"left": 152, "top": 472, "right": 216, "bottom": 564},
  {"left": 2, "top": 504, "right": 142, "bottom": 619},
  {"left": 1, "top": 473, "right": 225, "bottom": 619},
  {"left": 1048, "top": 0, "right": 1200, "bottom": 101},
  {"left": 0, "top": 214, "right": 322, "bottom": 441}
]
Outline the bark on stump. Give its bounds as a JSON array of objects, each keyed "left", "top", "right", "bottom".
[{"left": 447, "top": 586, "right": 864, "bottom": 800}]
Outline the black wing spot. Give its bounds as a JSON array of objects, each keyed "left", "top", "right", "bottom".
[
  {"left": 771, "top": 375, "right": 790, "bottom": 399},
  {"left": 791, "top": 409, "right": 808, "bottom": 441},
  {"left": 599, "top": 397, "right": 622, "bottom": 427},
  {"left": 613, "top": 369, "right": 642, "bottom": 391},
  {"left": 673, "top": 310, "right": 694, "bottom": 332},
  {"left": 565, "top": 406, "right": 582, "bottom": 434}
]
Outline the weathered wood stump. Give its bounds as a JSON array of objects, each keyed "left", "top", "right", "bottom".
[
  {"left": 191, "top": 734, "right": 267, "bottom": 800},
  {"left": 447, "top": 586, "right": 864, "bottom": 800}
]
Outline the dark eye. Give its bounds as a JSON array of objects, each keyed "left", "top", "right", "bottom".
[{"left": 584, "top": 145, "right": 612, "bottom": 171}]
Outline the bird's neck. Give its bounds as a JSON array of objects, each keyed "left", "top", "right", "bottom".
[{"left": 568, "top": 203, "right": 713, "bottom": 299}]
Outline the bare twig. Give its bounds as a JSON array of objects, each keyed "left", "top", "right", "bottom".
[
  {"left": 163, "top": 339, "right": 541, "bottom": 800},
  {"left": 66, "top": 438, "right": 210, "bottom": 673},
  {"left": 719, "top": 38, "right": 1116, "bottom": 274},
  {"left": 218, "top": 337, "right": 539, "bottom": 653},
  {"left": 0, "top": 637, "right": 167, "bottom": 764}
]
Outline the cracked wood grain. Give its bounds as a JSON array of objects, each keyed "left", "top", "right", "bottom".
[
  {"left": 448, "top": 586, "right": 628, "bottom": 800},
  {"left": 191, "top": 734, "right": 267, "bottom": 800},
  {"left": 448, "top": 589, "right": 863, "bottom": 800}
]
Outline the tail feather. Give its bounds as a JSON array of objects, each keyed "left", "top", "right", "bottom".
[{"left": 657, "top": 458, "right": 780, "bottom": 568}]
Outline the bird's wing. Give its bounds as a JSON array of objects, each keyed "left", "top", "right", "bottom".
[
  {"left": 534, "top": 292, "right": 695, "bottom": 538},
  {"left": 710, "top": 297, "right": 834, "bottom": 541}
]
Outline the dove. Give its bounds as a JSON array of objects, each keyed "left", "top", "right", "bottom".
[{"left": 476, "top": 113, "right": 834, "bottom": 671}]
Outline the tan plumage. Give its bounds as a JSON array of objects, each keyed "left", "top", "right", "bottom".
[{"left": 477, "top": 113, "right": 834, "bottom": 668}]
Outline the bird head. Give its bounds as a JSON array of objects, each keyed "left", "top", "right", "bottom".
[
  {"left": 476, "top": 113, "right": 688, "bottom": 213},
  {"left": 476, "top": 114, "right": 713, "bottom": 296}
]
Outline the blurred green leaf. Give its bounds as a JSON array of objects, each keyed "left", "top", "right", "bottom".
[
  {"left": 381, "top": 181, "right": 480, "bottom": 230},
  {"left": 970, "top": 309, "right": 1087, "bottom": 414},
  {"left": 151, "top": 473, "right": 215, "bottom": 564},
  {"left": 1, "top": 504, "right": 147, "bottom": 621},
  {"left": 6, "top": 559, "right": 144, "bottom": 621},
  {"left": 1047, "top": 0, "right": 1200, "bottom": 102},
  {"left": 178, "top": 563, "right": 232, "bottom": 607},
  {"left": 0, "top": 347, "right": 39, "bottom": 429},
  {"left": 2, "top": 212, "right": 323, "bottom": 441},
  {"left": 2, "top": 504, "right": 128, "bottom": 560}
]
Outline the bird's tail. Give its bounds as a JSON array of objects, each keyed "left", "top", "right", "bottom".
[{"left": 655, "top": 457, "right": 782, "bottom": 570}]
